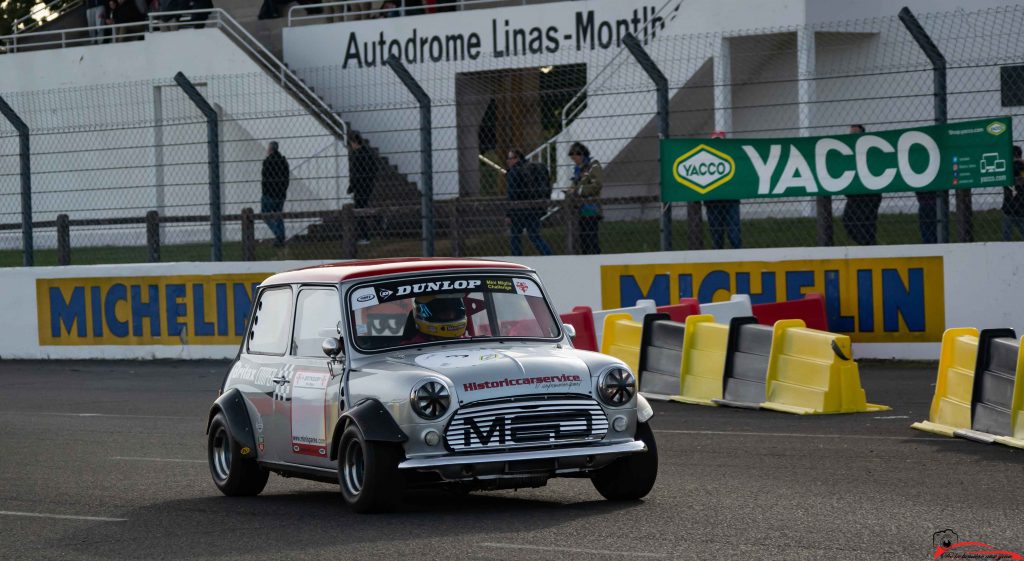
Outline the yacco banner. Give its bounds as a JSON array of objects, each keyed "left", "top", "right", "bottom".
[
  {"left": 37, "top": 274, "right": 271, "bottom": 346},
  {"left": 660, "top": 118, "right": 1012, "bottom": 202},
  {"left": 600, "top": 257, "right": 944, "bottom": 343}
]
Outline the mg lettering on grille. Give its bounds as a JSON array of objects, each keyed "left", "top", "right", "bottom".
[{"left": 449, "top": 399, "right": 608, "bottom": 452}]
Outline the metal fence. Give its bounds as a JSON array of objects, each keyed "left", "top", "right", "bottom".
[{"left": 2, "top": 4, "right": 1024, "bottom": 266}]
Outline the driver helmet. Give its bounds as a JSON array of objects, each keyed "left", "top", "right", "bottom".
[{"left": 413, "top": 295, "right": 467, "bottom": 338}]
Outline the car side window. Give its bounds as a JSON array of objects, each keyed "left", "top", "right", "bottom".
[
  {"left": 292, "top": 287, "right": 343, "bottom": 357},
  {"left": 247, "top": 287, "right": 292, "bottom": 355}
]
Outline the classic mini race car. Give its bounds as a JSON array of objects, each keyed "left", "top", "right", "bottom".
[{"left": 207, "top": 258, "right": 657, "bottom": 512}]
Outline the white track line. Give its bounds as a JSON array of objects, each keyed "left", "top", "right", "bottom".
[
  {"left": 481, "top": 543, "right": 668, "bottom": 558},
  {"left": 655, "top": 429, "right": 950, "bottom": 441},
  {"left": 0, "top": 510, "right": 127, "bottom": 522},
  {"left": 111, "top": 457, "right": 205, "bottom": 463},
  {"left": 0, "top": 412, "right": 195, "bottom": 420}
]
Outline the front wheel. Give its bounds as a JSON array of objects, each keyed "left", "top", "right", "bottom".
[
  {"left": 591, "top": 421, "right": 658, "bottom": 501},
  {"left": 337, "top": 424, "right": 405, "bottom": 513},
  {"left": 207, "top": 412, "right": 269, "bottom": 496}
]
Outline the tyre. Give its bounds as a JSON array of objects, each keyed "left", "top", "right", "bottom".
[
  {"left": 591, "top": 421, "right": 658, "bottom": 501},
  {"left": 337, "top": 424, "right": 405, "bottom": 513},
  {"left": 207, "top": 412, "right": 269, "bottom": 496}
]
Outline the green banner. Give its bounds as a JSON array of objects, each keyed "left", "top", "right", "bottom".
[{"left": 660, "top": 118, "right": 1013, "bottom": 202}]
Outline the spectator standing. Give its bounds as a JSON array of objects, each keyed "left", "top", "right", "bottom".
[
  {"left": 377, "top": 0, "right": 400, "bottom": 17},
  {"left": 1003, "top": 145, "right": 1024, "bottom": 240},
  {"left": 261, "top": 141, "right": 290, "bottom": 247},
  {"left": 505, "top": 149, "right": 552, "bottom": 256},
  {"left": 705, "top": 130, "right": 742, "bottom": 249},
  {"left": 348, "top": 133, "right": 378, "bottom": 245},
  {"left": 568, "top": 142, "right": 603, "bottom": 254},
  {"left": 113, "top": 0, "right": 145, "bottom": 40},
  {"left": 916, "top": 191, "right": 939, "bottom": 243},
  {"left": 86, "top": 0, "right": 105, "bottom": 44},
  {"left": 842, "top": 124, "right": 882, "bottom": 245}
]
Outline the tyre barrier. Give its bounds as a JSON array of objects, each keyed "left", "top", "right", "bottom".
[
  {"left": 760, "top": 319, "right": 889, "bottom": 415},
  {"left": 599, "top": 313, "right": 643, "bottom": 374},
  {"left": 656, "top": 298, "right": 701, "bottom": 323},
  {"left": 560, "top": 306, "right": 599, "bottom": 352},
  {"left": 912, "top": 328, "right": 1024, "bottom": 449},
  {"left": 751, "top": 293, "right": 828, "bottom": 332},
  {"left": 593, "top": 299, "right": 657, "bottom": 348},
  {"left": 699, "top": 294, "right": 753, "bottom": 324}
]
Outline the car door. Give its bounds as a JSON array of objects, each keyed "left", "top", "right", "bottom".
[
  {"left": 243, "top": 285, "right": 295, "bottom": 464},
  {"left": 282, "top": 285, "right": 344, "bottom": 469}
]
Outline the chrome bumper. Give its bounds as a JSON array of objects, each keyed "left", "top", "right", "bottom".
[{"left": 398, "top": 440, "right": 646, "bottom": 471}]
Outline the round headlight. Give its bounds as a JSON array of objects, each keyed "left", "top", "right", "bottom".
[
  {"left": 598, "top": 367, "right": 636, "bottom": 406},
  {"left": 410, "top": 379, "right": 451, "bottom": 420}
]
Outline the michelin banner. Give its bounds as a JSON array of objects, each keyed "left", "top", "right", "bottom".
[
  {"left": 37, "top": 274, "right": 270, "bottom": 346},
  {"left": 600, "top": 257, "right": 944, "bottom": 343},
  {"left": 661, "top": 118, "right": 1012, "bottom": 202}
]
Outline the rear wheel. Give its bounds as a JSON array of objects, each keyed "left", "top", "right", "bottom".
[
  {"left": 337, "top": 424, "right": 405, "bottom": 513},
  {"left": 591, "top": 421, "right": 658, "bottom": 501},
  {"left": 207, "top": 412, "right": 269, "bottom": 496}
]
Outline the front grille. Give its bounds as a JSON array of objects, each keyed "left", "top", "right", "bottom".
[{"left": 445, "top": 398, "right": 608, "bottom": 453}]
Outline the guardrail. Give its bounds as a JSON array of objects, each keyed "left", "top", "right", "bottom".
[{"left": 287, "top": 0, "right": 550, "bottom": 27}]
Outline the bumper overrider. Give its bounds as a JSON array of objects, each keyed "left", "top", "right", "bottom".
[{"left": 398, "top": 440, "right": 647, "bottom": 479}]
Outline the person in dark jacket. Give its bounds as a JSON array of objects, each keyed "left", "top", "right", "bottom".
[
  {"left": 348, "top": 133, "right": 378, "bottom": 244},
  {"left": 505, "top": 149, "right": 552, "bottom": 256},
  {"left": 261, "top": 141, "right": 290, "bottom": 246},
  {"left": 1003, "top": 145, "right": 1024, "bottom": 240},
  {"left": 842, "top": 124, "right": 883, "bottom": 245}
]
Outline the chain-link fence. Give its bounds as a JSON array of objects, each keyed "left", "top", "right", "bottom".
[{"left": 3, "top": 3, "right": 1024, "bottom": 266}]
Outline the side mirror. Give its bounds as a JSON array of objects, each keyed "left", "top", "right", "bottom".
[
  {"left": 322, "top": 337, "right": 343, "bottom": 358},
  {"left": 563, "top": 324, "right": 577, "bottom": 340}
]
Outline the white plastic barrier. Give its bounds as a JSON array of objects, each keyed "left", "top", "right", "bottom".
[
  {"left": 699, "top": 294, "right": 753, "bottom": 324},
  {"left": 593, "top": 299, "right": 657, "bottom": 348}
]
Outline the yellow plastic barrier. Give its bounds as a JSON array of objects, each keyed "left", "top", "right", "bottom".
[
  {"left": 911, "top": 328, "right": 980, "bottom": 436},
  {"left": 600, "top": 313, "right": 643, "bottom": 374},
  {"left": 671, "top": 314, "right": 728, "bottom": 406},
  {"left": 763, "top": 319, "right": 889, "bottom": 415},
  {"left": 993, "top": 336, "right": 1024, "bottom": 449}
]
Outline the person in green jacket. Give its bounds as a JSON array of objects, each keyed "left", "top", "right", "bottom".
[{"left": 569, "top": 142, "right": 604, "bottom": 254}]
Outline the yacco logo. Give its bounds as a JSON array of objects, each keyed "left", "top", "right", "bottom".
[
  {"left": 987, "top": 121, "right": 1008, "bottom": 136},
  {"left": 672, "top": 144, "right": 735, "bottom": 195}
]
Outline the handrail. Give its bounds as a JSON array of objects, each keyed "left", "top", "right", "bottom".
[
  {"left": 2, "top": 20, "right": 146, "bottom": 52},
  {"left": 287, "top": 0, "right": 533, "bottom": 27},
  {"left": 11, "top": 0, "right": 81, "bottom": 34}
]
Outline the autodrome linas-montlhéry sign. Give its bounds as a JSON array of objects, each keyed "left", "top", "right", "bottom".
[
  {"left": 660, "top": 118, "right": 1013, "bottom": 202},
  {"left": 341, "top": 3, "right": 678, "bottom": 69}
]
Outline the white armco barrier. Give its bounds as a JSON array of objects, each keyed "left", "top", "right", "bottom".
[
  {"left": 592, "top": 299, "right": 657, "bottom": 348},
  {"left": 699, "top": 294, "right": 753, "bottom": 324}
]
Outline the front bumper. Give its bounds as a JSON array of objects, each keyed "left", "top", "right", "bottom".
[{"left": 398, "top": 440, "right": 646, "bottom": 479}]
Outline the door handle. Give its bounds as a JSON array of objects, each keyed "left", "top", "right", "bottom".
[{"left": 272, "top": 376, "right": 289, "bottom": 385}]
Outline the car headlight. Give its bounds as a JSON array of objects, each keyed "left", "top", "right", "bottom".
[
  {"left": 410, "top": 379, "right": 451, "bottom": 420},
  {"left": 597, "top": 367, "right": 636, "bottom": 406}
]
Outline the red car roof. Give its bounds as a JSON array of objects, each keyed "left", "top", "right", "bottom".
[{"left": 262, "top": 257, "right": 532, "bottom": 285}]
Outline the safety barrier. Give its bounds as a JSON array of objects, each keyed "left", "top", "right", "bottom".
[
  {"left": 714, "top": 317, "right": 773, "bottom": 408},
  {"left": 637, "top": 313, "right": 681, "bottom": 400},
  {"left": 560, "top": 306, "right": 598, "bottom": 352},
  {"left": 752, "top": 293, "right": 828, "bottom": 332},
  {"left": 656, "top": 298, "right": 701, "bottom": 323},
  {"left": 673, "top": 314, "right": 729, "bottom": 406},
  {"left": 593, "top": 299, "right": 657, "bottom": 348},
  {"left": 599, "top": 313, "right": 643, "bottom": 374},
  {"left": 913, "top": 328, "right": 1024, "bottom": 449},
  {"left": 762, "top": 320, "right": 889, "bottom": 414},
  {"left": 699, "top": 294, "right": 753, "bottom": 324}
]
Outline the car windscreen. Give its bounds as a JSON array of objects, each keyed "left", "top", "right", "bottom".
[{"left": 347, "top": 275, "right": 560, "bottom": 352}]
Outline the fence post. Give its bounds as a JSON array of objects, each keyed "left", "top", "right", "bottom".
[
  {"left": 687, "top": 202, "right": 703, "bottom": 249},
  {"left": 384, "top": 56, "right": 434, "bottom": 257},
  {"left": 0, "top": 95, "right": 33, "bottom": 266},
  {"left": 241, "top": 207, "right": 255, "bottom": 261},
  {"left": 622, "top": 32, "right": 671, "bottom": 251},
  {"left": 173, "top": 71, "right": 223, "bottom": 261},
  {"left": 146, "top": 210, "right": 161, "bottom": 263},
  {"left": 899, "top": 8, "right": 952, "bottom": 244},
  {"left": 56, "top": 214, "right": 70, "bottom": 266}
]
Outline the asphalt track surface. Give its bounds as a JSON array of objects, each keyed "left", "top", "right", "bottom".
[{"left": 1, "top": 361, "right": 1023, "bottom": 561}]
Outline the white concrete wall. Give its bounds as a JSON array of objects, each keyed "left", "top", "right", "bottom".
[{"left": 3, "top": 242, "right": 1022, "bottom": 360}]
